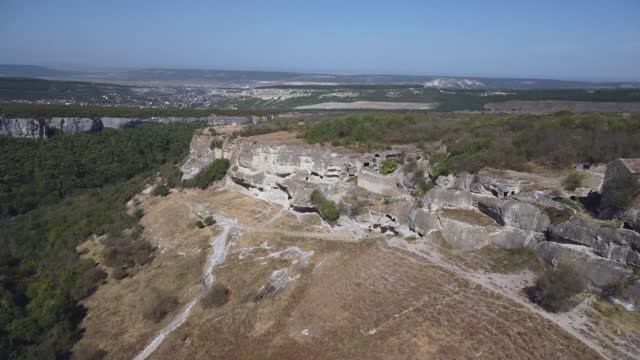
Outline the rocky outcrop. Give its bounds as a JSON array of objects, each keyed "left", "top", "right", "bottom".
[
  {"left": 0, "top": 114, "right": 265, "bottom": 138},
  {"left": 615, "top": 279, "right": 640, "bottom": 311},
  {"left": 409, "top": 208, "right": 438, "bottom": 236},
  {"left": 0, "top": 118, "right": 47, "bottom": 139},
  {"left": 535, "top": 241, "right": 632, "bottom": 289},
  {"left": 437, "top": 214, "right": 492, "bottom": 250},
  {"left": 434, "top": 208, "right": 541, "bottom": 250},
  {"left": 619, "top": 206, "right": 640, "bottom": 233},
  {"left": 422, "top": 188, "right": 475, "bottom": 211},
  {"left": 180, "top": 128, "right": 229, "bottom": 180},
  {"left": 229, "top": 142, "right": 359, "bottom": 208},
  {"left": 100, "top": 117, "right": 144, "bottom": 129},
  {"left": 49, "top": 117, "right": 102, "bottom": 133},
  {"left": 357, "top": 169, "right": 404, "bottom": 195},
  {"left": 548, "top": 217, "right": 640, "bottom": 267},
  {"left": 474, "top": 196, "right": 550, "bottom": 232}
]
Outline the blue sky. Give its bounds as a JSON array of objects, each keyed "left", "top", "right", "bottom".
[{"left": 1, "top": 0, "right": 639, "bottom": 80}]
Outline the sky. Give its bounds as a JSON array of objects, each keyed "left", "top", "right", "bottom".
[{"left": 1, "top": 0, "right": 639, "bottom": 81}]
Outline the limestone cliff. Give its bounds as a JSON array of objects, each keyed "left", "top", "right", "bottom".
[{"left": 0, "top": 114, "right": 268, "bottom": 138}]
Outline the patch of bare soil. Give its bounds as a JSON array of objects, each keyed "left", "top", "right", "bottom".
[
  {"left": 244, "top": 131, "right": 305, "bottom": 145},
  {"left": 440, "top": 208, "right": 497, "bottom": 226}
]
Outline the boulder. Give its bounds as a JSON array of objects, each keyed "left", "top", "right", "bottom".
[
  {"left": 409, "top": 208, "right": 438, "bottom": 236},
  {"left": 437, "top": 215, "right": 491, "bottom": 250},
  {"left": 489, "top": 226, "right": 543, "bottom": 249},
  {"left": 475, "top": 196, "right": 550, "bottom": 232},
  {"left": 548, "top": 216, "right": 640, "bottom": 266},
  {"left": 615, "top": 279, "right": 640, "bottom": 311},
  {"left": 422, "top": 188, "right": 475, "bottom": 211},
  {"left": 357, "top": 169, "right": 404, "bottom": 195},
  {"left": 536, "top": 241, "right": 632, "bottom": 289},
  {"left": 617, "top": 198, "right": 640, "bottom": 233}
]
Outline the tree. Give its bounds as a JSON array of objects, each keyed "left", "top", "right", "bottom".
[
  {"left": 188, "top": 159, "right": 230, "bottom": 189},
  {"left": 310, "top": 189, "right": 340, "bottom": 221}
]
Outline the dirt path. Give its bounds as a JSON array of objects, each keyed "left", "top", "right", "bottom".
[
  {"left": 133, "top": 214, "right": 236, "bottom": 360},
  {"left": 385, "top": 237, "right": 615, "bottom": 360},
  {"left": 133, "top": 188, "right": 625, "bottom": 359}
]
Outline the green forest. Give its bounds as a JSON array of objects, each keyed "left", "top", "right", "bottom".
[
  {"left": 302, "top": 112, "right": 640, "bottom": 173},
  {"left": 0, "top": 123, "right": 201, "bottom": 359}
]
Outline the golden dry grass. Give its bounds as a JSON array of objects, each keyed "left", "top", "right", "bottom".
[{"left": 76, "top": 189, "right": 604, "bottom": 360}]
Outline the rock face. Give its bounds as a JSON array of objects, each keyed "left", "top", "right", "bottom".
[
  {"left": 100, "top": 117, "right": 143, "bottom": 129},
  {"left": 180, "top": 128, "right": 228, "bottom": 180},
  {"left": 535, "top": 241, "right": 632, "bottom": 289},
  {"left": 600, "top": 158, "right": 640, "bottom": 224},
  {"left": 357, "top": 170, "right": 404, "bottom": 195},
  {"left": 0, "top": 115, "right": 266, "bottom": 138},
  {"left": 0, "top": 118, "right": 47, "bottom": 139},
  {"left": 230, "top": 142, "right": 359, "bottom": 208},
  {"left": 619, "top": 205, "right": 640, "bottom": 233},
  {"left": 548, "top": 217, "right": 640, "bottom": 267},
  {"left": 49, "top": 117, "right": 102, "bottom": 133},
  {"left": 433, "top": 208, "right": 541, "bottom": 250},
  {"left": 409, "top": 208, "right": 438, "bottom": 236},
  {"left": 616, "top": 279, "right": 640, "bottom": 311},
  {"left": 422, "top": 188, "right": 475, "bottom": 211},
  {"left": 437, "top": 214, "right": 492, "bottom": 250},
  {"left": 475, "top": 196, "right": 550, "bottom": 232}
]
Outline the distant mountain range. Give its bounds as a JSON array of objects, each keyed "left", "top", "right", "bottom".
[{"left": 1, "top": 64, "right": 639, "bottom": 90}]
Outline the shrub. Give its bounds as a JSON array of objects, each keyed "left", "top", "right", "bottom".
[
  {"left": 203, "top": 216, "right": 216, "bottom": 226},
  {"left": 202, "top": 283, "right": 230, "bottom": 308},
  {"left": 134, "top": 208, "right": 145, "bottom": 219},
  {"left": 526, "top": 265, "right": 586, "bottom": 312},
  {"left": 319, "top": 200, "right": 340, "bottom": 221},
  {"left": 188, "top": 158, "right": 230, "bottom": 189},
  {"left": 380, "top": 159, "right": 398, "bottom": 175},
  {"left": 563, "top": 171, "right": 585, "bottom": 191},
  {"left": 152, "top": 185, "right": 170, "bottom": 197},
  {"left": 111, "top": 267, "right": 128, "bottom": 280},
  {"left": 130, "top": 224, "right": 144, "bottom": 239},
  {"left": 310, "top": 189, "right": 325, "bottom": 206},
  {"left": 101, "top": 236, "right": 155, "bottom": 270},
  {"left": 142, "top": 289, "right": 179, "bottom": 323},
  {"left": 310, "top": 189, "right": 340, "bottom": 221},
  {"left": 158, "top": 164, "right": 184, "bottom": 188},
  {"left": 70, "top": 262, "right": 107, "bottom": 300},
  {"left": 210, "top": 138, "right": 223, "bottom": 149},
  {"left": 195, "top": 220, "right": 205, "bottom": 229}
]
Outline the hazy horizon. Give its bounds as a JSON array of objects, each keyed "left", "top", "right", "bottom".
[{"left": 1, "top": 0, "right": 639, "bottom": 82}]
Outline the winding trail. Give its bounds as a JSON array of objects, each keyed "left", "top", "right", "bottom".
[
  {"left": 133, "top": 214, "right": 236, "bottom": 360},
  {"left": 385, "top": 237, "right": 614, "bottom": 360}
]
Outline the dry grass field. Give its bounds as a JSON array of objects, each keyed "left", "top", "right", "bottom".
[{"left": 75, "top": 188, "right": 613, "bottom": 360}]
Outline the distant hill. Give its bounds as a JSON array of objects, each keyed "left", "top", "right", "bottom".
[
  {"left": 0, "top": 65, "right": 81, "bottom": 78},
  {"left": 0, "top": 64, "right": 639, "bottom": 90}
]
